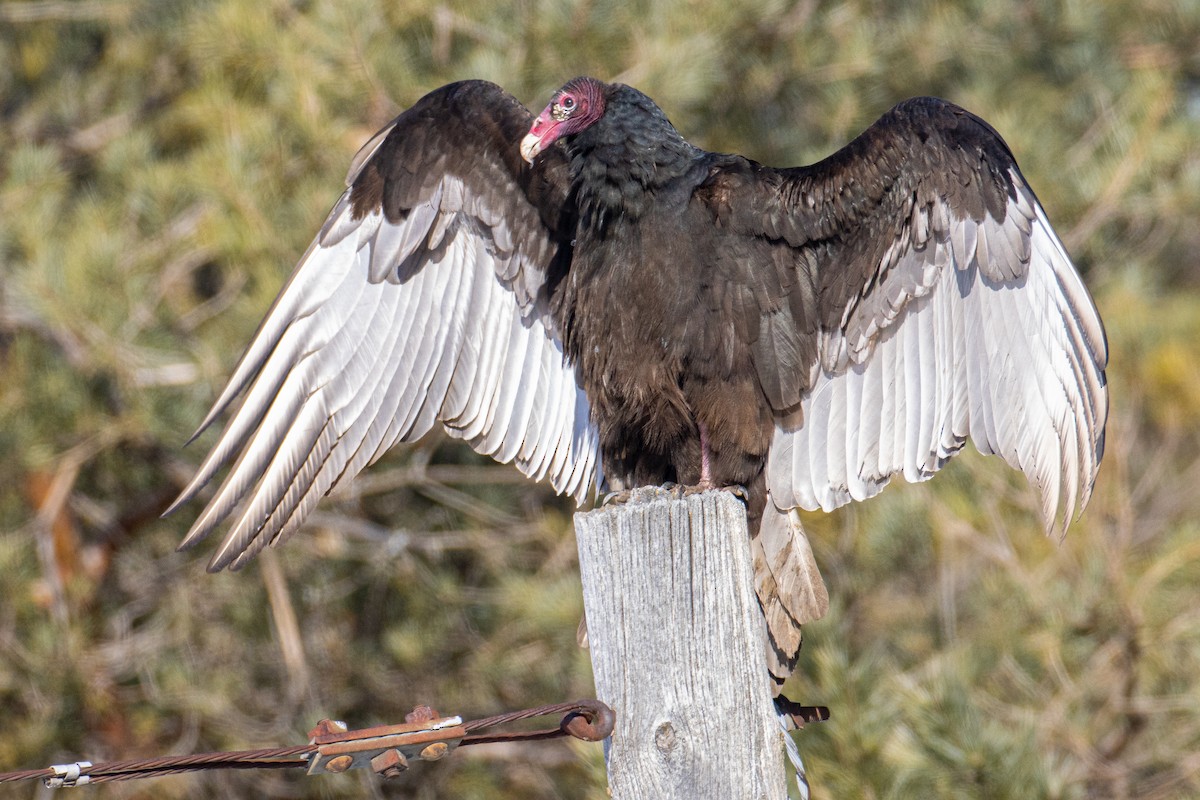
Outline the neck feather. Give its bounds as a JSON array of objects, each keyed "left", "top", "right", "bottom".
[{"left": 567, "top": 85, "right": 701, "bottom": 228}]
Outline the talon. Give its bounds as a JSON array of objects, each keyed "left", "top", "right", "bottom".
[
  {"left": 661, "top": 481, "right": 684, "bottom": 499},
  {"left": 723, "top": 484, "right": 748, "bottom": 503},
  {"left": 602, "top": 489, "right": 634, "bottom": 506}
]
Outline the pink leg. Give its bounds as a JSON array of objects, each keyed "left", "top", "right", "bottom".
[{"left": 698, "top": 421, "right": 713, "bottom": 487}]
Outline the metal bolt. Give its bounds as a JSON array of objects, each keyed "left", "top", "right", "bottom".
[
  {"left": 406, "top": 705, "right": 438, "bottom": 723},
  {"left": 308, "top": 718, "right": 349, "bottom": 739},
  {"left": 324, "top": 755, "right": 354, "bottom": 773},
  {"left": 419, "top": 742, "right": 449, "bottom": 761},
  {"left": 371, "top": 748, "right": 409, "bottom": 779}
]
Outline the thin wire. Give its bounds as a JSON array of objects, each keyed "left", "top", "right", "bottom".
[{"left": 0, "top": 699, "right": 614, "bottom": 786}]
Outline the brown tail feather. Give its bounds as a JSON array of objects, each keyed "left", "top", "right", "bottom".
[{"left": 751, "top": 497, "right": 829, "bottom": 692}]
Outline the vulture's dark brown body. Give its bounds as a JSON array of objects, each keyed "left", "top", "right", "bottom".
[
  {"left": 559, "top": 161, "right": 780, "bottom": 499},
  {"left": 170, "top": 77, "right": 1108, "bottom": 701}
]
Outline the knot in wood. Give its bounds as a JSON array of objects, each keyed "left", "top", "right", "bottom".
[{"left": 653, "top": 722, "right": 677, "bottom": 754}]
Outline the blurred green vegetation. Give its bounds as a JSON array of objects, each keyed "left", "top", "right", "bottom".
[{"left": 1, "top": 0, "right": 1198, "bottom": 797}]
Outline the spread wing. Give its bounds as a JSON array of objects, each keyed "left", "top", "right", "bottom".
[
  {"left": 167, "top": 81, "right": 601, "bottom": 571},
  {"left": 714, "top": 96, "right": 1107, "bottom": 533}
]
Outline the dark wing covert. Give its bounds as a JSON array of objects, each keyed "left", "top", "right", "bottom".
[{"left": 709, "top": 97, "right": 1107, "bottom": 532}]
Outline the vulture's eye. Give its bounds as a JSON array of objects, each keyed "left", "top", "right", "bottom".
[{"left": 551, "top": 95, "right": 575, "bottom": 121}]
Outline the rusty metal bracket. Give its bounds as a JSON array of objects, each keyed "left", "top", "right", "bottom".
[{"left": 306, "top": 710, "right": 465, "bottom": 778}]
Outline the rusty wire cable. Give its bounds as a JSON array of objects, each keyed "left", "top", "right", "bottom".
[{"left": 0, "top": 699, "right": 614, "bottom": 787}]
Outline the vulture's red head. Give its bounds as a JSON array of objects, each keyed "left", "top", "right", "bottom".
[{"left": 520, "top": 77, "right": 607, "bottom": 163}]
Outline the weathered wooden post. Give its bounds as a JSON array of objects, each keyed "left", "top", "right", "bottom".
[{"left": 574, "top": 488, "right": 788, "bottom": 800}]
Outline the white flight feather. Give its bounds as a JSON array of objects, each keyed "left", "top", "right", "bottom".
[
  {"left": 177, "top": 175, "right": 602, "bottom": 568},
  {"left": 769, "top": 175, "right": 1107, "bottom": 533}
]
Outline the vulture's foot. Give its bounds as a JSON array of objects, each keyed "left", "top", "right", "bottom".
[
  {"left": 678, "top": 482, "right": 748, "bottom": 503},
  {"left": 601, "top": 484, "right": 748, "bottom": 505},
  {"left": 601, "top": 486, "right": 669, "bottom": 506}
]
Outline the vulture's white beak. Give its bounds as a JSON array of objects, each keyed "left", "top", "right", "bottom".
[
  {"left": 521, "top": 107, "right": 565, "bottom": 164},
  {"left": 520, "top": 131, "right": 543, "bottom": 163}
]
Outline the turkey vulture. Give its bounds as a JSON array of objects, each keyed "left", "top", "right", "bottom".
[{"left": 168, "top": 77, "right": 1108, "bottom": 692}]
